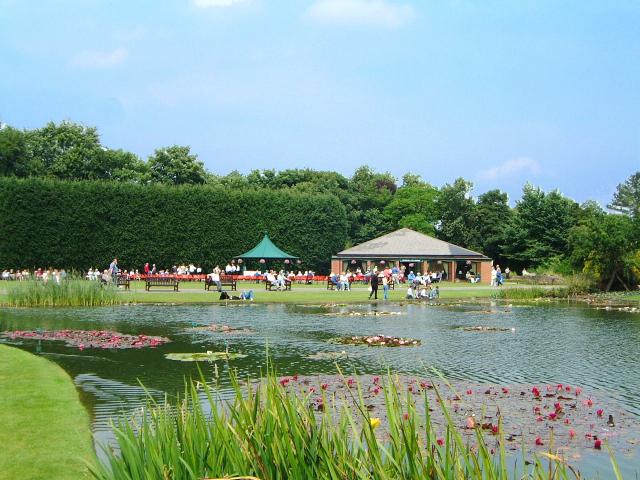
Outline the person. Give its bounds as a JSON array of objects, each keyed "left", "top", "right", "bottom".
[
  {"left": 240, "top": 289, "right": 254, "bottom": 301},
  {"left": 109, "top": 258, "right": 119, "bottom": 276},
  {"left": 419, "top": 286, "right": 429, "bottom": 298},
  {"left": 495, "top": 265, "right": 503, "bottom": 286},
  {"left": 340, "top": 272, "right": 350, "bottom": 291},
  {"left": 406, "top": 285, "right": 415, "bottom": 299},
  {"left": 144, "top": 262, "right": 150, "bottom": 276},
  {"left": 382, "top": 274, "right": 389, "bottom": 300},
  {"left": 368, "top": 272, "right": 379, "bottom": 300},
  {"left": 491, "top": 266, "right": 497, "bottom": 287},
  {"left": 209, "top": 269, "right": 222, "bottom": 291},
  {"left": 505, "top": 267, "right": 510, "bottom": 279},
  {"left": 151, "top": 263, "right": 157, "bottom": 275}
]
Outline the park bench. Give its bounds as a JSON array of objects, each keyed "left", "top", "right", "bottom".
[
  {"left": 264, "top": 279, "right": 292, "bottom": 291},
  {"left": 116, "top": 275, "right": 130, "bottom": 290},
  {"left": 204, "top": 276, "right": 237, "bottom": 291},
  {"left": 145, "top": 277, "right": 179, "bottom": 291}
]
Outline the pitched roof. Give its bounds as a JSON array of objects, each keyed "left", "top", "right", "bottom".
[
  {"left": 236, "top": 233, "right": 298, "bottom": 260},
  {"left": 336, "top": 228, "right": 488, "bottom": 259}
]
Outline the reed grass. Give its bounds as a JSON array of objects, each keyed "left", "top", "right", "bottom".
[
  {"left": 6, "top": 279, "right": 124, "bottom": 307},
  {"left": 491, "top": 287, "right": 569, "bottom": 300},
  {"left": 90, "top": 363, "right": 620, "bottom": 480}
]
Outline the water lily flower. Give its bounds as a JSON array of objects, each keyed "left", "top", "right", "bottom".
[
  {"left": 594, "top": 439, "right": 602, "bottom": 450},
  {"left": 569, "top": 429, "right": 576, "bottom": 438},
  {"left": 465, "top": 417, "right": 476, "bottom": 429},
  {"left": 548, "top": 412, "right": 557, "bottom": 420},
  {"left": 596, "top": 409, "right": 603, "bottom": 417},
  {"left": 535, "top": 437, "right": 544, "bottom": 446},
  {"left": 585, "top": 398, "right": 593, "bottom": 407},
  {"left": 532, "top": 386, "right": 541, "bottom": 397},
  {"left": 436, "top": 438, "right": 445, "bottom": 446},
  {"left": 372, "top": 386, "right": 381, "bottom": 395},
  {"left": 309, "top": 387, "right": 315, "bottom": 393},
  {"left": 491, "top": 425, "right": 499, "bottom": 435},
  {"left": 347, "top": 378, "right": 355, "bottom": 388},
  {"left": 321, "top": 383, "right": 328, "bottom": 391},
  {"left": 575, "top": 387, "right": 582, "bottom": 396},
  {"left": 403, "top": 413, "right": 409, "bottom": 420},
  {"left": 554, "top": 402, "right": 562, "bottom": 412},
  {"left": 565, "top": 385, "right": 572, "bottom": 392},
  {"left": 501, "top": 387, "right": 509, "bottom": 394},
  {"left": 293, "top": 374, "right": 299, "bottom": 382},
  {"left": 564, "top": 418, "right": 571, "bottom": 425},
  {"left": 369, "top": 417, "right": 381, "bottom": 429},
  {"left": 373, "top": 376, "right": 380, "bottom": 385},
  {"left": 466, "top": 389, "right": 473, "bottom": 395}
]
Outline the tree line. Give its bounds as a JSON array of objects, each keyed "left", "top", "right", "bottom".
[{"left": 1, "top": 120, "right": 638, "bottom": 290}]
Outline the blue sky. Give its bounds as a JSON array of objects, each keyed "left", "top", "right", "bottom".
[{"left": 1, "top": 0, "right": 638, "bottom": 205}]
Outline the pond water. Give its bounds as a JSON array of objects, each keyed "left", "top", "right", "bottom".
[{"left": 2, "top": 301, "right": 639, "bottom": 477}]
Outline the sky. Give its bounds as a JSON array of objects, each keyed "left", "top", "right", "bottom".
[{"left": 1, "top": 0, "right": 638, "bottom": 206}]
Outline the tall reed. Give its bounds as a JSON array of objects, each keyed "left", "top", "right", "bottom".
[
  {"left": 90, "top": 364, "right": 621, "bottom": 480},
  {"left": 6, "top": 280, "right": 123, "bottom": 307}
]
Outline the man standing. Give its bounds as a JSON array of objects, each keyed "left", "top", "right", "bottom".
[{"left": 368, "top": 272, "right": 379, "bottom": 300}]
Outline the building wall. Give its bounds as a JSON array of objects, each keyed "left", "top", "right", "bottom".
[
  {"left": 480, "top": 260, "right": 493, "bottom": 284},
  {"left": 331, "top": 259, "right": 342, "bottom": 273}
]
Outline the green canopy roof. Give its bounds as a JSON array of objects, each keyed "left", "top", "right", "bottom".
[{"left": 236, "top": 233, "right": 298, "bottom": 260}]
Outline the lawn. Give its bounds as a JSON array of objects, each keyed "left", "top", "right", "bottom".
[{"left": 0, "top": 344, "right": 95, "bottom": 480}]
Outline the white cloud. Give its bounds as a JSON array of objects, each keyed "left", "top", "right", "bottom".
[
  {"left": 193, "top": 0, "right": 246, "bottom": 7},
  {"left": 305, "top": 0, "right": 414, "bottom": 29},
  {"left": 479, "top": 157, "right": 542, "bottom": 181},
  {"left": 70, "top": 48, "right": 128, "bottom": 69}
]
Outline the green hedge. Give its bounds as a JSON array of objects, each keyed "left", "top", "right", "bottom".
[{"left": 0, "top": 178, "right": 348, "bottom": 273}]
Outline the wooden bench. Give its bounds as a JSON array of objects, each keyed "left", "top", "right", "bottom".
[
  {"left": 327, "top": 278, "right": 342, "bottom": 290},
  {"left": 204, "top": 276, "right": 237, "bottom": 291},
  {"left": 145, "top": 277, "right": 179, "bottom": 291},
  {"left": 264, "top": 279, "right": 292, "bottom": 291},
  {"left": 116, "top": 275, "right": 130, "bottom": 290}
]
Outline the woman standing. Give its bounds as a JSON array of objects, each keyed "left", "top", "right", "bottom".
[{"left": 382, "top": 274, "right": 389, "bottom": 300}]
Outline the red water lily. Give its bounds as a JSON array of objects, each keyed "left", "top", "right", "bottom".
[
  {"left": 347, "top": 378, "right": 355, "bottom": 388},
  {"left": 321, "top": 383, "right": 328, "bottom": 391},
  {"left": 491, "top": 425, "right": 499, "bottom": 435},
  {"left": 554, "top": 402, "right": 562, "bottom": 412},
  {"left": 436, "top": 438, "right": 445, "bottom": 446},
  {"left": 548, "top": 412, "right": 557, "bottom": 421},
  {"left": 466, "top": 389, "right": 473, "bottom": 395},
  {"left": 501, "top": 387, "right": 509, "bottom": 394},
  {"left": 596, "top": 409, "right": 603, "bottom": 417},
  {"left": 532, "top": 386, "right": 541, "bottom": 397},
  {"left": 585, "top": 398, "right": 593, "bottom": 407},
  {"left": 594, "top": 439, "right": 602, "bottom": 450},
  {"left": 535, "top": 437, "right": 544, "bottom": 446},
  {"left": 575, "top": 387, "right": 583, "bottom": 396},
  {"left": 569, "top": 429, "right": 576, "bottom": 438}
]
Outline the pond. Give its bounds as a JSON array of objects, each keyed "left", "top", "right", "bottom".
[{"left": 1, "top": 301, "right": 639, "bottom": 477}]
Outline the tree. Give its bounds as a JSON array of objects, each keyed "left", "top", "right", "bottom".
[
  {"left": 383, "top": 184, "right": 439, "bottom": 235},
  {"left": 148, "top": 146, "right": 207, "bottom": 185},
  {"left": 23, "top": 121, "right": 108, "bottom": 180},
  {"left": 102, "top": 149, "right": 149, "bottom": 183},
  {"left": 435, "top": 178, "right": 478, "bottom": 248},
  {"left": 0, "top": 125, "right": 29, "bottom": 177},
  {"left": 568, "top": 212, "right": 640, "bottom": 291},
  {"left": 608, "top": 172, "right": 640, "bottom": 218},
  {"left": 474, "top": 189, "right": 512, "bottom": 261}
]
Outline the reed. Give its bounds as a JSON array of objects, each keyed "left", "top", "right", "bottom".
[
  {"left": 491, "top": 287, "right": 569, "bottom": 300},
  {"left": 6, "top": 279, "right": 123, "bottom": 307},
  {"left": 90, "top": 363, "right": 620, "bottom": 480}
]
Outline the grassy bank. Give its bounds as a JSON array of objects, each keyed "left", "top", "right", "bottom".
[
  {"left": 0, "top": 344, "right": 94, "bottom": 479},
  {"left": 0, "top": 280, "right": 564, "bottom": 306},
  {"left": 92, "top": 364, "right": 620, "bottom": 480}
]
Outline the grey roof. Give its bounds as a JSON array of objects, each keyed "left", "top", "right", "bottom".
[{"left": 336, "top": 228, "right": 489, "bottom": 259}]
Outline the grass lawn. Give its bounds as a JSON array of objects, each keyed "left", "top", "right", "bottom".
[
  {"left": 0, "top": 344, "right": 94, "bottom": 480},
  {"left": 0, "top": 280, "right": 550, "bottom": 306}
]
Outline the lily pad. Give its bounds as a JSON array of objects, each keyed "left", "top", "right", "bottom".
[
  {"left": 330, "top": 335, "right": 421, "bottom": 347},
  {"left": 165, "top": 351, "right": 247, "bottom": 362}
]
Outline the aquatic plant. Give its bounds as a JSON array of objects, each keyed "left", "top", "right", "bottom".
[
  {"left": 331, "top": 334, "right": 421, "bottom": 346},
  {"left": 165, "top": 351, "right": 247, "bottom": 362},
  {"left": 5, "top": 280, "right": 123, "bottom": 307},
  {"left": 491, "top": 287, "right": 569, "bottom": 300},
  {"left": 90, "top": 365, "right": 624, "bottom": 480},
  {"left": 1, "top": 330, "right": 169, "bottom": 349}
]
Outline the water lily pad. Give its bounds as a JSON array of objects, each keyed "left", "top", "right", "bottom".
[
  {"left": 165, "top": 351, "right": 247, "bottom": 362},
  {"left": 307, "top": 351, "right": 350, "bottom": 360}
]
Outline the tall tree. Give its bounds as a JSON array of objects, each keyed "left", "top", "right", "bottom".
[
  {"left": 435, "top": 178, "right": 478, "bottom": 248},
  {"left": 0, "top": 125, "right": 29, "bottom": 177},
  {"left": 502, "top": 184, "right": 579, "bottom": 268},
  {"left": 148, "top": 146, "right": 207, "bottom": 185},
  {"left": 474, "top": 189, "right": 512, "bottom": 261},
  {"left": 608, "top": 172, "right": 640, "bottom": 218},
  {"left": 383, "top": 184, "right": 439, "bottom": 235}
]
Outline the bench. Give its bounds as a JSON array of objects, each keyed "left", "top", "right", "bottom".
[
  {"left": 204, "top": 276, "right": 237, "bottom": 291},
  {"left": 264, "top": 279, "right": 292, "bottom": 291},
  {"left": 116, "top": 275, "right": 130, "bottom": 290},
  {"left": 145, "top": 277, "right": 179, "bottom": 291}
]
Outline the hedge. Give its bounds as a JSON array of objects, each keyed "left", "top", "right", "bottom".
[{"left": 0, "top": 178, "right": 348, "bottom": 273}]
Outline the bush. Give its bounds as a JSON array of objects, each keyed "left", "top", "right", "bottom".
[{"left": 0, "top": 178, "right": 348, "bottom": 273}]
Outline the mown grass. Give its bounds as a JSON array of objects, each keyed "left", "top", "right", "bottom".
[
  {"left": 91, "top": 363, "right": 620, "bottom": 480},
  {"left": 6, "top": 279, "right": 125, "bottom": 307},
  {"left": 0, "top": 344, "right": 95, "bottom": 480}
]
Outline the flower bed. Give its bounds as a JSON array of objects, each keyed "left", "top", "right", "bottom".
[
  {"left": 1, "top": 330, "right": 170, "bottom": 350},
  {"left": 331, "top": 335, "right": 421, "bottom": 347}
]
